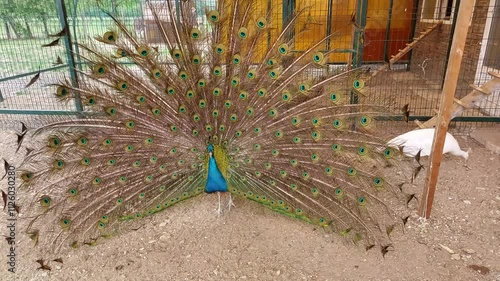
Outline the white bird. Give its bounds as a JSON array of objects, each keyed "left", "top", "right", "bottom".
[{"left": 388, "top": 128, "right": 469, "bottom": 160}]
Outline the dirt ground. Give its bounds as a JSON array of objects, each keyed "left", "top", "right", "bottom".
[{"left": 0, "top": 128, "right": 499, "bottom": 281}]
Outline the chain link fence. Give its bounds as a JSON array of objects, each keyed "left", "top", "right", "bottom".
[{"left": 0, "top": 0, "right": 498, "bottom": 133}]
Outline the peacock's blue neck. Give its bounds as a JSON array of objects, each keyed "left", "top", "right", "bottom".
[{"left": 205, "top": 144, "right": 228, "bottom": 193}]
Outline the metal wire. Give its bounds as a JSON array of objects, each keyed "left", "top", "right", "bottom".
[{"left": 0, "top": 0, "right": 498, "bottom": 133}]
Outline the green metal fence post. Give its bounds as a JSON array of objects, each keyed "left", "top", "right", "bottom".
[
  {"left": 175, "top": 0, "right": 181, "bottom": 23},
  {"left": 351, "top": 0, "right": 368, "bottom": 104},
  {"left": 71, "top": 0, "right": 83, "bottom": 73},
  {"left": 326, "top": 0, "right": 334, "bottom": 51},
  {"left": 282, "top": 0, "right": 296, "bottom": 30},
  {"left": 383, "top": 0, "right": 394, "bottom": 62},
  {"left": 406, "top": 0, "right": 420, "bottom": 70},
  {"left": 352, "top": 0, "right": 367, "bottom": 67},
  {"left": 55, "top": 0, "right": 83, "bottom": 112}
]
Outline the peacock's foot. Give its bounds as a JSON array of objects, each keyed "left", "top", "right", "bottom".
[
  {"left": 215, "top": 192, "right": 223, "bottom": 217},
  {"left": 227, "top": 193, "right": 236, "bottom": 212}
]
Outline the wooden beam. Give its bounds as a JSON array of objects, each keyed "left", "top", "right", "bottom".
[
  {"left": 469, "top": 84, "right": 492, "bottom": 95},
  {"left": 363, "top": 21, "right": 441, "bottom": 81},
  {"left": 419, "top": 74, "right": 500, "bottom": 128},
  {"left": 414, "top": 119, "right": 425, "bottom": 128},
  {"left": 419, "top": 1, "right": 475, "bottom": 219},
  {"left": 389, "top": 21, "right": 442, "bottom": 65},
  {"left": 489, "top": 70, "right": 500, "bottom": 79}
]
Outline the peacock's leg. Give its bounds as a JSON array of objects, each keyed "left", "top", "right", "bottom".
[
  {"left": 216, "top": 192, "right": 223, "bottom": 217},
  {"left": 227, "top": 193, "right": 236, "bottom": 212}
]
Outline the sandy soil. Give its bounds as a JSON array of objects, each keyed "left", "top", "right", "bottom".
[{"left": 0, "top": 128, "right": 499, "bottom": 281}]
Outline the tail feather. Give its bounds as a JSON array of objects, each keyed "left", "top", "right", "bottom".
[{"left": 19, "top": 0, "right": 415, "bottom": 257}]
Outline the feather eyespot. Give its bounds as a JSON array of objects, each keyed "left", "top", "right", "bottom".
[
  {"left": 231, "top": 77, "right": 240, "bottom": 86},
  {"left": 269, "top": 69, "right": 280, "bottom": 79},
  {"left": 258, "top": 88, "right": 267, "bottom": 97},
  {"left": 246, "top": 107, "right": 254, "bottom": 116},
  {"left": 103, "top": 31, "right": 117, "bottom": 43},
  {"left": 197, "top": 79, "right": 206, "bottom": 88},
  {"left": 353, "top": 79, "right": 365, "bottom": 89},
  {"left": 311, "top": 153, "right": 319, "bottom": 162},
  {"left": 373, "top": 177, "right": 384, "bottom": 187},
  {"left": 56, "top": 86, "right": 69, "bottom": 97},
  {"left": 215, "top": 44, "right": 225, "bottom": 54},
  {"left": 171, "top": 49, "right": 182, "bottom": 59},
  {"left": 213, "top": 66, "right": 222, "bottom": 76},
  {"left": 151, "top": 107, "right": 161, "bottom": 116},
  {"left": 125, "top": 120, "right": 135, "bottom": 129},
  {"left": 358, "top": 197, "right": 367, "bottom": 206},
  {"left": 347, "top": 167, "right": 357, "bottom": 176},
  {"left": 359, "top": 116, "right": 372, "bottom": 126},
  {"left": 103, "top": 138, "right": 112, "bottom": 146},
  {"left": 282, "top": 91, "right": 291, "bottom": 102},
  {"left": 190, "top": 28, "right": 201, "bottom": 39},
  {"left": 60, "top": 218, "right": 71, "bottom": 229},
  {"left": 77, "top": 137, "right": 88, "bottom": 146},
  {"left": 21, "top": 172, "right": 33, "bottom": 182},
  {"left": 312, "top": 52, "right": 324, "bottom": 64},
  {"left": 192, "top": 55, "right": 202, "bottom": 65},
  {"left": 136, "top": 46, "right": 149, "bottom": 57},
  {"left": 179, "top": 70, "right": 188, "bottom": 80},
  {"left": 186, "top": 90, "right": 195, "bottom": 99},
  {"left": 238, "top": 27, "right": 248, "bottom": 39},
  {"left": 207, "top": 10, "right": 219, "bottom": 23},
  {"left": 384, "top": 148, "right": 395, "bottom": 158},
  {"left": 247, "top": 69, "right": 256, "bottom": 79},
  {"left": 256, "top": 17, "right": 267, "bottom": 28},
  {"left": 358, "top": 146, "right": 368, "bottom": 156},
  {"left": 40, "top": 196, "right": 51, "bottom": 207},
  {"left": 278, "top": 43, "right": 289, "bottom": 55},
  {"left": 81, "top": 157, "right": 90, "bottom": 166},
  {"left": 93, "top": 177, "right": 102, "bottom": 185},
  {"left": 325, "top": 167, "right": 333, "bottom": 175}
]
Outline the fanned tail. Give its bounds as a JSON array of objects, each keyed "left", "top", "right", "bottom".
[{"left": 19, "top": 0, "right": 415, "bottom": 257}]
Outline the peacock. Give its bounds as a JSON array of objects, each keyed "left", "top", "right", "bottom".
[
  {"left": 388, "top": 128, "right": 470, "bottom": 160},
  {"left": 17, "top": 0, "right": 418, "bottom": 259}
]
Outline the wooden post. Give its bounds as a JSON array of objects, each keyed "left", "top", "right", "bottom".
[{"left": 419, "top": 0, "right": 475, "bottom": 219}]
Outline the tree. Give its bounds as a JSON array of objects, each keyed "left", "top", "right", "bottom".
[{"left": 0, "top": 0, "right": 54, "bottom": 38}]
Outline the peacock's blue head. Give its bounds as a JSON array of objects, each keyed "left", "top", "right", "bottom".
[{"left": 207, "top": 144, "right": 214, "bottom": 153}]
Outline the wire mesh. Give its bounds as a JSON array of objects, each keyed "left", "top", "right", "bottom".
[{"left": 0, "top": 0, "right": 498, "bottom": 134}]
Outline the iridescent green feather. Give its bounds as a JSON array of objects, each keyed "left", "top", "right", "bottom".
[{"left": 19, "top": 0, "right": 414, "bottom": 258}]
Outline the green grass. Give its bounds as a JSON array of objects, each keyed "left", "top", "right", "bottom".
[{"left": 0, "top": 17, "right": 138, "bottom": 78}]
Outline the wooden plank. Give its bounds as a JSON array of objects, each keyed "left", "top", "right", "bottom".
[
  {"left": 453, "top": 98, "right": 469, "bottom": 109},
  {"left": 389, "top": 21, "right": 442, "bottom": 65},
  {"left": 414, "top": 119, "right": 425, "bottom": 128},
  {"left": 488, "top": 70, "right": 500, "bottom": 79},
  {"left": 469, "top": 84, "right": 492, "bottom": 95},
  {"left": 420, "top": 75, "right": 500, "bottom": 128},
  {"left": 419, "top": 1, "right": 475, "bottom": 219}
]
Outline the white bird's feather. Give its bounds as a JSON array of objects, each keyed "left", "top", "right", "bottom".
[{"left": 388, "top": 128, "right": 469, "bottom": 159}]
